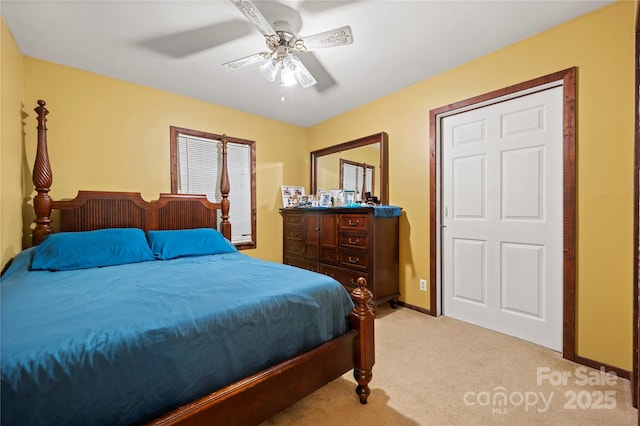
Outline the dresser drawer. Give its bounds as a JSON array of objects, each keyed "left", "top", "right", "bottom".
[
  {"left": 339, "top": 233, "right": 368, "bottom": 250},
  {"left": 284, "top": 214, "right": 304, "bottom": 225},
  {"left": 339, "top": 250, "right": 369, "bottom": 271},
  {"left": 319, "top": 265, "right": 369, "bottom": 293},
  {"left": 285, "top": 241, "right": 305, "bottom": 257},
  {"left": 284, "top": 225, "right": 303, "bottom": 240},
  {"left": 286, "top": 257, "right": 318, "bottom": 273},
  {"left": 339, "top": 214, "right": 368, "bottom": 231},
  {"left": 320, "top": 247, "right": 338, "bottom": 264}
]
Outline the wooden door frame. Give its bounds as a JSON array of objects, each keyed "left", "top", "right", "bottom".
[
  {"left": 428, "top": 68, "right": 577, "bottom": 360},
  {"left": 633, "top": 0, "right": 639, "bottom": 411}
]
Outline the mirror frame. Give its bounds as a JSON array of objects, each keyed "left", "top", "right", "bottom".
[{"left": 310, "top": 132, "right": 389, "bottom": 205}]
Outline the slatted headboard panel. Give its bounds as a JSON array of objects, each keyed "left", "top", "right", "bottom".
[
  {"left": 51, "top": 191, "right": 222, "bottom": 234},
  {"left": 155, "top": 195, "right": 219, "bottom": 230},
  {"left": 53, "top": 192, "right": 148, "bottom": 231}
]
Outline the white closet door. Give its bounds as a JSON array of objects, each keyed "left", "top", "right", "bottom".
[{"left": 442, "top": 86, "right": 563, "bottom": 351}]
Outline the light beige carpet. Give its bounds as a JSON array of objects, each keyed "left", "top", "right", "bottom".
[{"left": 263, "top": 305, "right": 636, "bottom": 425}]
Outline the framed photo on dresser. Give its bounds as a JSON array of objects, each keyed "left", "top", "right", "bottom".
[
  {"left": 343, "top": 190, "right": 356, "bottom": 205},
  {"left": 281, "top": 185, "right": 305, "bottom": 208},
  {"left": 319, "top": 192, "right": 332, "bottom": 207}
]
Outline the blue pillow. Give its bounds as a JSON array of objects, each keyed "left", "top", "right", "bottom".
[
  {"left": 31, "top": 228, "right": 155, "bottom": 271},
  {"left": 147, "top": 228, "right": 236, "bottom": 260}
]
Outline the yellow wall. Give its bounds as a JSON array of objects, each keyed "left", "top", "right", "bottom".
[
  {"left": 308, "top": 0, "right": 635, "bottom": 370},
  {"left": 18, "top": 58, "right": 307, "bottom": 263},
  {"left": 1, "top": 17, "right": 24, "bottom": 269},
  {"left": 1, "top": 0, "right": 635, "bottom": 371}
]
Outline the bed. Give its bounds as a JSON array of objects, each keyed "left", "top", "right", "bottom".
[{"left": 0, "top": 100, "right": 375, "bottom": 425}]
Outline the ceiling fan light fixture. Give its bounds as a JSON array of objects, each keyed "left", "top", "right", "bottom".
[
  {"left": 259, "top": 57, "right": 280, "bottom": 82},
  {"left": 283, "top": 54, "right": 317, "bottom": 88},
  {"left": 280, "top": 67, "right": 297, "bottom": 86}
]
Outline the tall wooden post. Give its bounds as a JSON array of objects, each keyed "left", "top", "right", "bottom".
[
  {"left": 349, "top": 277, "right": 375, "bottom": 404},
  {"left": 219, "top": 134, "right": 232, "bottom": 241},
  {"left": 32, "top": 100, "right": 53, "bottom": 245}
]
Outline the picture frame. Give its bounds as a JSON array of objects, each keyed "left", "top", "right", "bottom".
[
  {"left": 319, "top": 192, "right": 332, "bottom": 207},
  {"left": 329, "top": 189, "right": 342, "bottom": 201},
  {"left": 281, "top": 186, "right": 305, "bottom": 208},
  {"left": 343, "top": 190, "right": 356, "bottom": 205}
]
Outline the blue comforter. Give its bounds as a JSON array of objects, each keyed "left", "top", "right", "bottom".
[{"left": 1, "top": 249, "right": 354, "bottom": 425}]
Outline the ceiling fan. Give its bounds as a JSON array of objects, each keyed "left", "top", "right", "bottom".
[{"left": 223, "top": 0, "right": 354, "bottom": 89}]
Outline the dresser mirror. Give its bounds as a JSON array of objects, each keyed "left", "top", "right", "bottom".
[{"left": 310, "top": 132, "right": 388, "bottom": 205}]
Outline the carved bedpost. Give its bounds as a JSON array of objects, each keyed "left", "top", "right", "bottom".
[
  {"left": 361, "top": 164, "right": 367, "bottom": 199},
  {"left": 219, "top": 134, "right": 232, "bottom": 241},
  {"left": 349, "top": 277, "right": 375, "bottom": 404},
  {"left": 32, "top": 100, "right": 53, "bottom": 245}
]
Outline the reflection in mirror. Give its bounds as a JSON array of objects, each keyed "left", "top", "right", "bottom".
[
  {"left": 310, "top": 132, "right": 388, "bottom": 204},
  {"left": 340, "top": 159, "right": 374, "bottom": 198}
]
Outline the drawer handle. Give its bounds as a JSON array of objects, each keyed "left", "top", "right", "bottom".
[
  {"left": 350, "top": 278, "right": 358, "bottom": 285},
  {"left": 290, "top": 232, "right": 299, "bottom": 238},
  {"left": 348, "top": 237, "right": 360, "bottom": 245},
  {"left": 348, "top": 219, "right": 360, "bottom": 226},
  {"left": 348, "top": 256, "right": 360, "bottom": 264},
  {"left": 290, "top": 218, "right": 299, "bottom": 223},
  {"left": 290, "top": 246, "right": 299, "bottom": 252}
]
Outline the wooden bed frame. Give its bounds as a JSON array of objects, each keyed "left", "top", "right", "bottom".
[{"left": 29, "top": 100, "right": 375, "bottom": 425}]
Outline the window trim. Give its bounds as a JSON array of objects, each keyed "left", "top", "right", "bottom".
[{"left": 170, "top": 126, "right": 256, "bottom": 250}]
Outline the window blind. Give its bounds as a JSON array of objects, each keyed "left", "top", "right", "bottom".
[
  {"left": 342, "top": 163, "right": 374, "bottom": 196},
  {"left": 343, "top": 163, "right": 358, "bottom": 192},
  {"left": 177, "top": 133, "right": 252, "bottom": 244}
]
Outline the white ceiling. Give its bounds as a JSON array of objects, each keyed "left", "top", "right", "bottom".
[{"left": 2, "top": 0, "right": 614, "bottom": 127}]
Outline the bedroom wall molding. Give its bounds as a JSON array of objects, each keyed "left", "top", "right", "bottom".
[
  {"left": 573, "top": 355, "right": 630, "bottom": 381},
  {"left": 428, "top": 68, "right": 577, "bottom": 361},
  {"left": 395, "top": 301, "right": 432, "bottom": 316}
]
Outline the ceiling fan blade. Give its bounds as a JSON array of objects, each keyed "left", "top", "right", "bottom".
[
  {"left": 139, "top": 20, "right": 254, "bottom": 58},
  {"left": 229, "top": 0, "right": 276, "bottom": 36},
  {"left": 223, "top": 52, "right": 269, "bottom": 69},
  {"left": 302, "top": 25, "right": 353, "bottom": 50},
  {"left": 296, "top": 52, "right": 337, "bottom": 93},
  {"left": 301, "top": 25, "right": 353, "bottom": 50}
]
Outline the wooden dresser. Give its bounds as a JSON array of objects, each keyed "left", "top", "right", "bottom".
[{"left": 280, "top": 207, "right": 400, "bottom": 306}]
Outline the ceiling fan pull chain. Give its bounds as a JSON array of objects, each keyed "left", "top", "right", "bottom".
[{"left": 280, "top": 73, "right": 287, "bottom": 102}]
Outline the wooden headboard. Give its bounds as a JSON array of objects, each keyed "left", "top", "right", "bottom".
[{"left": 31, "top": 100, "right": 231, "bottom": 244}]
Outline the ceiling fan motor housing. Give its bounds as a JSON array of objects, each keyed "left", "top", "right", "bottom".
[{"left": 266, "top": 30, "right": 306, "bottom": 59}]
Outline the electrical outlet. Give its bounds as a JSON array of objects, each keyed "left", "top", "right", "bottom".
[{"left": 419, "top": 279, "right": 427, "bottom": 291}]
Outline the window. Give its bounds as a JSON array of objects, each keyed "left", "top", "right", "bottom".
[
  {"left": 170, "top": 126, "right": 256, "bottom": 249},
  {"left": 340, "top": 159, "right": 375, "bottom": 198}
]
